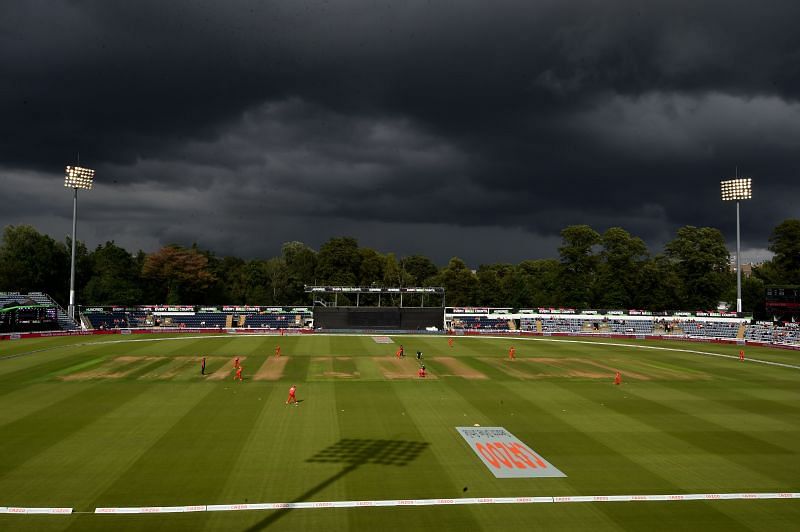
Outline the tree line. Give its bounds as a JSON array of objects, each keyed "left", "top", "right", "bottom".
[{"left": 0, "top": 220, "right": 798, "bottom": 316}]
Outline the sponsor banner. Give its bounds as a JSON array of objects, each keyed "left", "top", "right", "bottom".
[
  {"left": 94, "top": 505, "right": 206, "bottom": 514},
  {"left": 91, "top": 492, "right": 800, "bottom": 515},
  {"left": 1, "top": 507, "right": 72, "bottom": 514},
  {"left": 456, "top": 427, "right": 566, "bottom": 478},
  {"left": 451, "top": 307, "right": 490, "bottom": 314}
]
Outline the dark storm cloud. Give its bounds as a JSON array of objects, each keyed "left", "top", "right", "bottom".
[{"left": 1, "top": 0, "right": 799, "bottom": 265}]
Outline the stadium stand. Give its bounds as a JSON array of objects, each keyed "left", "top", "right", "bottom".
[
  {"left": 745, "top": 323, "right": 800, "bottom": 345},
  {"left": 539, "top": 317, "right": 584, "bottom": 333},
  {"left": 450, "top": 316, "right": 511, "bottom": 330},
  {"left": 745, "top": 323, "right": 773, "bottom": 343},
  {"left": 678, "top": 320, "right": 740, "bottom": 339},
  {"left": 81, "top": 306, "right": 312, "bottom": 330},
  {"left": 0, "top": 291, "right": 77, "bottom": 330},
  {"left": 83, "top": 309, "right": 131, "bottom": 329},
  {"left": 607, "top": 319, "right": 654, "bottom": 335}
]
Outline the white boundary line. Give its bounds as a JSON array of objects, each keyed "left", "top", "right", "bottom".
[
  {"left": 4, "top": 492, "right": 799, "bottom": 516},
  {"left": 89, "top": 492, "right": 800, "bottom": 514},
  {"left": 0, "top": 507, "right": 72, "bottom": 514}
]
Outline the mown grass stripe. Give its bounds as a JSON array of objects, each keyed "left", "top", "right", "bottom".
[
  {"left": 0, "top": 383, "right": 152, "bottom": 479},
  {"left": 562, "top": 382, "right": 798, "bottom": 488},
  {"left": 78, "top": 385, "right": 266, "bottom": 514}
]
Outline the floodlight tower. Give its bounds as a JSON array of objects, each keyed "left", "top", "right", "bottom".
[
  {"left": 64, "top": 165, "right": 95, "bottom": 321},
  {"left": 720, "top": 177, "right": 752, "bottom": 314}
]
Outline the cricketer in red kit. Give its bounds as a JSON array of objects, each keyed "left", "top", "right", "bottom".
[
  {"left": 275, "top": 345, "right": 281, "bottom": 357},
  {"left": 614, "top": 371, "right": 622, "bottom": 385},
  {"left": 508, "top": 346, "right": 516, "bottom": 360},
  {"left": 235, "top": 366, "right": 243, "bottom": 381},
  {"left": 739, "top": 349, "right": 745, "bottom": 361},
  {"left": 287, "top": 384, "right": 297, "bottom": 404}
]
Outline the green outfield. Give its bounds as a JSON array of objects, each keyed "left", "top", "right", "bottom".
[{"left": 0, "top": 333, "right": 798, "bottom": 531}]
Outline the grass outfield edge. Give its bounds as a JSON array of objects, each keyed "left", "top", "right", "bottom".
[{"left": 4, "top": 333, "right": 800, "bottom": 372}]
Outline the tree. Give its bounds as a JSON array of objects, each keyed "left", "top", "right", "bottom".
[
  {"left": 282, "top": 241, "right": 317, "bottom": 303},
  {"left": 401, "top": 255, "right": 439, "bottom": 286},
  {"left": 436, "top": 257, "right": 477, "bottom": 306},
  {"left": 767, "top": 219, "right": 800, "bottom": 284},
  {"left": 264, "top": 258, "right": 290, "bottom": 304},
  {"left": 558, "top": 225, "right": 600, "bottom": 307},
  {"left": 315, "top": 237, "right": 361, "bottom": 286},
  {"left": 0, "top": 225, "right": 70, "bottom": 305},
  {"left": 359, "top": 248, "right": 386, "bottom": 286},
  {"left": 636, "top": 255, "right": 682, "bottom": 311},
  {"left": 515, "top": 259, "right": 562, "bottom": 307},
  {"left": 141, "top": 245, "right": 216, "bottom": 304},
  {"left": 202, "top": 254, "right": 247, "bottom": 304},
  {"left": 595, "top": 227, "right": 649, "bottom": 308},
  {"left": 476, "top": 264, "right": 515, "bottom": 306},
  {"left": 237, "top": 260, "right": 272, "bottom": 304},
  {"left": 723, "top": 275, "right": 766, "bottom": 318},
  {"left": 83, "top": 241, "right": 142, "bottom": 305},
  {"left": 664, "top": 226, "right": 731, "bottom": 309}
]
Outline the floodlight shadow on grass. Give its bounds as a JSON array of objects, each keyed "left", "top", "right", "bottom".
[
  {"left": 243, "top": 438, "right": 429, "bottom": 531},
  {"left": 306, "top": 438, "right": 429, "bottom": 467}
]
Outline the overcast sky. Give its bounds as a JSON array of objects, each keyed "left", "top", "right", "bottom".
[{"left": 2, "top": 0, "right": 798, "bottom": 266}]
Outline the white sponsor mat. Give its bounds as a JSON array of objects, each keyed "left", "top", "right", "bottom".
[
  {"left": 456, "top": 427, "right": 566, "bottom": 478},
  {"left": 371, "top": 336, "right": 395, "bottom": 344}
]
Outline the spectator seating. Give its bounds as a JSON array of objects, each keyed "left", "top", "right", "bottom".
[
  {"left": 450, "top": 316, "right": 511, "bottom": 330},
  {"left": 83, "top": 310, "right": 131, "bottom": 329},
  {"left": 679, "top": 320, "right": 740, "bottom": 339},
  {"left": 0, "top": 291, "right": 77, "bottom": 330},
  {"left": 746, "top": 323, "right": 800, "bottom": 344},
  {"left": 607, "top": 319, "right": 654, "bottom": 335},
  {"left": 539, "top": 317, "right": 584, "bottom": 333},
  {"left": 82, "top": 307, "right": 313, "bottom": 329}
]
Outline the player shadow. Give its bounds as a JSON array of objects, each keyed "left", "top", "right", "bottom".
[{"left": 242, "top": 438, "right": 429, "bottom": 531}]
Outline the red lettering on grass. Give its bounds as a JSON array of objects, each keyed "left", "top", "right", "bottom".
[
  {"left": 487, "top": 443, "right": 513, "bottom": 468},
  {"left": 511, "top": 443, "right": 547, "bottom": 468},
  {"left": 476, "top": 443, "right": 501, "bottom": 468},
  {"left": 500, "top": 442, "right": 533, "bottom": 468}
]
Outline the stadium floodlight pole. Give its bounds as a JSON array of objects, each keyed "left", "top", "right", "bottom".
[
  {"left": 64, "top": 165, "right": 95, "bottom": 321},
  {"left": 720, "top": 176, "right": 752, "bottom": 314}
]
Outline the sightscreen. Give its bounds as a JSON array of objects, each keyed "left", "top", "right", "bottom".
[{"left": 314, "top": 307, "right": 443, "bottom": 330}]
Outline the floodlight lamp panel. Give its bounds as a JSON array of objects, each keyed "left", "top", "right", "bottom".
[
  {"left": 720, "top": 177, "right": 752, "bottom": 201},
  {"left": 64, "top": 165, "right": 95, "bottom": 190}
]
